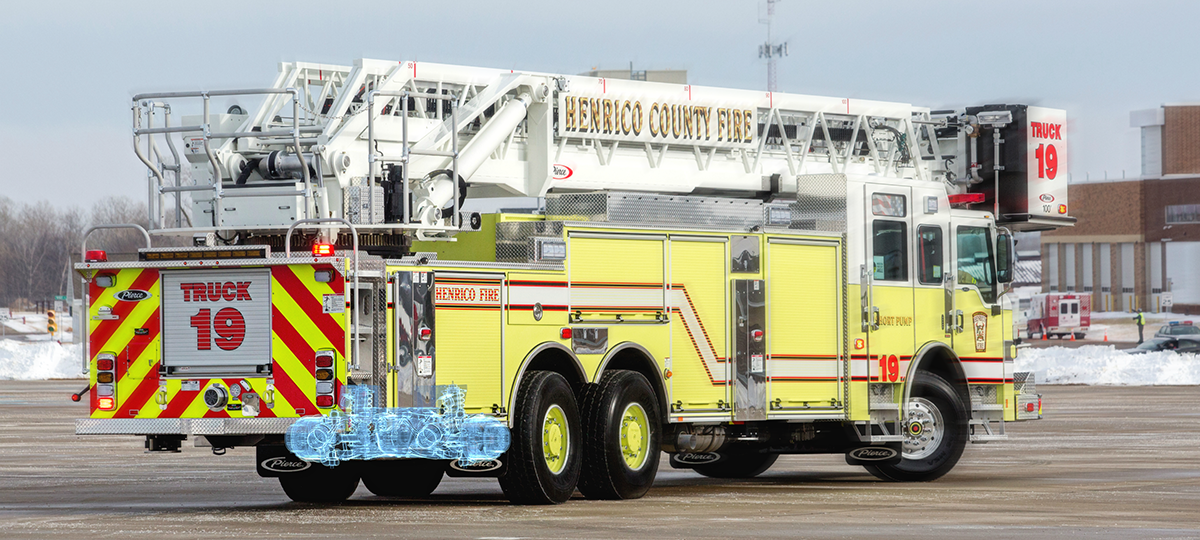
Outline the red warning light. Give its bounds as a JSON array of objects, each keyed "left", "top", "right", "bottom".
[{"left": 312, "top": 243, "right": 335, "bottom": 257}]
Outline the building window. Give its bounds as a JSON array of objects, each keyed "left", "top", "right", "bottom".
[
  {"left": 1122, "top": 287, "right": 1134, "bottom": 293},
  {"left": 1166, "top": 204, "right": 1200, "bottom": 224},
  {"left": 872, "top": 220, "right": 908, "bottom": 281}
]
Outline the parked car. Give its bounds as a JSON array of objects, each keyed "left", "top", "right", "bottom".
[
  {"left": 1128, "top": 337, "right": 1200, "bottom": 354},
  {"left": 1154, "top": 320, "right": 1200, "bottom": 339}
]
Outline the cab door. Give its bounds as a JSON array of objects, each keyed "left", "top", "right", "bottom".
[
  {"left": 1058, "top": 298, "right": 1080, "bottom": 328},
  {"left": 949, "top": 218, "right": 1006, "bottom": 377},
  {"left": 864, "top": 186, "right": 915, "bottom": 383}
]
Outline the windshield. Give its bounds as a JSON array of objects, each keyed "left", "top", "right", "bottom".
[
  {"left": 956, "top": 226, "right": 996, "bottom": 303},
  {"left": 1136, "top": 338, "right": 1173, "bottom": 351}
]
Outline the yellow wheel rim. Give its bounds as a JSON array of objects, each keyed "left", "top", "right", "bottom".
[
  {"left": 542, "top": 404, "right": 569, "bottom": 474},
  {"left": 619, "top": 403, "right": 650, "bottom": 470}
]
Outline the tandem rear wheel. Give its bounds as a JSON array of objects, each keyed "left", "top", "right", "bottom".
[
  {"left": 864, "top": 371, "right": 967, "bottom": 482},
  {"left": 278, "top": 462, "right": 360, "bottom": 503},
  {"left": 498, "top": 371, "right": 583, "bottom": 504},
  {"left": 361, "top": 459, "right": 446, "bottom": 498},
  {"left": 578, "top": 370, "right": 662, "bottom": 500}
]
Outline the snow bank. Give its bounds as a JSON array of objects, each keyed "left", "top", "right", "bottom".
[
  {"left": 0, "top": 341, "right": 84, "bottom": 380},
  {"left": 1016, "top": 345, "right": 1200, "bottom": 385}
]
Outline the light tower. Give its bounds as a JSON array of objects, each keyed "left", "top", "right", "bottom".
[{"left": 758, "top": 0, "right": 788, "bottom": 92}]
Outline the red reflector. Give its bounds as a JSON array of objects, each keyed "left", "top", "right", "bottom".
[
  {"left": 312, "top": 243, "right": 335, "bottom": 257},
  {"left": 84, "top": 250, "right": 108, "bottom": 262},
  {"left": 70, "top": 394, "right": 81, "bottom": 402},
  {"left": 419, "top": 327, "right": 432, "bottom": 341},
  {"left": 316, "top": 395, "right": 334, "bottom": 408},
  {"left": 96, "top": 359, "right": 114, "bottom": 371},
  {"left": 948, "top": 193, "right": 986, "bottom": 205},
  {"left": 1026, "top": 402, "right": 1036, "bottom": 412},
  {"left": 315, "top": 355, "right": 334, "bottom": 368},
  {"left": 97, "top": 397, "right": 115, "bottom": 410},
  {"left": 751, "top": 329, "right": 765, "bottom": 342},
  {"left": 560, "top": 328, "right": 572, "bottom": 339}
]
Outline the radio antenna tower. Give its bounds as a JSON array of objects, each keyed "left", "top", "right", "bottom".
[{"left": 758, "top": 0, "right": 788, "bottom": 92}]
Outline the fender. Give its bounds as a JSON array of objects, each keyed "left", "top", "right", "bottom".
[
  {"left": 506, "top": 342, "right": 586, "bottom": 426},
  {"left": 901, "top": 341, "right": 966, "bottom": 416},
  {"left": 595, "top": 341, "right": 669, "bottom": 420}
]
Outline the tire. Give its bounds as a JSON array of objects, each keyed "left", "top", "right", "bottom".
[
  {"left": 498, "top": 371, "right": 582, "bottom": 504},
  {"left": 692, "top": 447, "right": 778, "bottom": 479},
  {"left": 864, "top": 371, "right": 967, "bottom": 482},
  {"left": 360, "top": 459, "right": 445, "bottom": 498},
  {"left": 578, "top": 370, "right": 662, "bottom": 500},
  {"left": 278, "top": 462, "right": 360, "bottom": 503}
]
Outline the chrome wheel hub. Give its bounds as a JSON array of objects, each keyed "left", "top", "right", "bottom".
[{"left": 903, "top": 397, "right": 943, "bottom": 460}]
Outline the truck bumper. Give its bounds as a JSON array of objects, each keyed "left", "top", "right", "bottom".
[{"left": 76, "top": 417, "right": 298, "bottom": 436}]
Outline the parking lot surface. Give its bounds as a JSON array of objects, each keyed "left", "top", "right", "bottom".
[{"left": 1, "top": 381, "right": 1198, "bottom": 539}]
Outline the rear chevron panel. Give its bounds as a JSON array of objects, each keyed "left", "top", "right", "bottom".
[{"left": 87, "top": 262, "right": 348, "bottom": 420}]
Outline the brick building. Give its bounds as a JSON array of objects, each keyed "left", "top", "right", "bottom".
[{"left": 1041, "top": 105, "right": 1200, "bottom": 313}]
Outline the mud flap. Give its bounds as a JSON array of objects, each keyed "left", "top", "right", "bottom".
[
  {"left": 668, "top": 452, "right": 725, "bottom": 469},
  {"left": 256, "top": 445, "right": 315, "bottom": 477},
  {"left": 446, "top": 455, "right": 506, "bottom": 478},
  {"left": 844, "top": 443, "right": 902, "bottom": 466}
]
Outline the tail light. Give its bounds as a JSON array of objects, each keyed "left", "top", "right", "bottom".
[
  {"left": 314, "top": 350, "right": 336, "bottom": 408},
  {"left": 95, "top": 353, "right": 117, "bottom": 410},
  {"left": 85, "top": 250, "right": 108, "bottom": 262},
  {"left": 560, "top": 328, "right": 573, "bottom": 339}
]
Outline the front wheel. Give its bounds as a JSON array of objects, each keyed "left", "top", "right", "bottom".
[
  {"left": 864, "top": 372, "right": 967, "bottom": 482},
  {"left": 498, "top": 371, "right": 582, "bottom": 504},
  {"left": 360, "top": 459, "right": 444, "bottom": 498}
]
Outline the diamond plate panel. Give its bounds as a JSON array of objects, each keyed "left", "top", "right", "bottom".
[
  {"left": 792, "top": 174, "right": 848, "bottom": 233},
  {"left": 868, "top": 383, "right": 894, "bottom": 405},
  {"left": 191, "top": 418, "right": 297, "bottom": 435},
  {"left": 496, "top": 221, "right": 565, "bottom": 263},
  {"left": 545, "top": 192, "right": 792, "bottom": 230},
  {"left": 1014, "top": 371, "right": 1036, "bottom": 395},
  {"left": 969, "top": 384, "right": 1000, "bottom": 406},
  {"left": 76, "top": 418, "right": 188, "bottom": 435}
]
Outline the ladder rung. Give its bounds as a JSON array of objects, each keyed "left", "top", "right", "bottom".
[{"left": 408, "top": 149, "right": 456, "bottom": 158}]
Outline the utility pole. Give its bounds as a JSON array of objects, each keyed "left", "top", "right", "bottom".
[{"left": 759, "top": 0, "right": 788, "bottom": 92}]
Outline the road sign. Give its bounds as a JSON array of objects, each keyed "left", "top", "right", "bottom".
[
  {"left": 55, "top": 295, "right": 68, "bottom": 301},
  {"left": 0, "top": 307, "right": 11, "bottom": 321}
]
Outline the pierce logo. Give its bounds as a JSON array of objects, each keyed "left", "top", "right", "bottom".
[
  {"left": 1039, "top": 193, "right": 1055, "bottom": 203},
  {"left": 673, "top": 452, "right": 722, "bottom": 465},
  {"left": 114, "top": 290, "right": 151, "bottom": 302},
  {"left": 260, "top": 457, "right": 311, "bottom": 473},
  {"left": 552, "top": 164, "right": 573, "bottom": 180},
  {"left": 449, "top": 459, "right": 503, "bottom": 473},
  {"left": 848, "top": 447, "right": 899, "bottom": 461}
]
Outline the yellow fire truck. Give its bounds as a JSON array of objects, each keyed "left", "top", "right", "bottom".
[{"left": 76, "top": 59, "right": 1063, "bottom": 504}]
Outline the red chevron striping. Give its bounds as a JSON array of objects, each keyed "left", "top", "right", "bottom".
[
  {"left": 125, "top": 308, "right": 161, "bottom": 364},
  {"left": 161, "top": 379, "right": 208, "bottom": 418},
  {"left": 90, "top": 269, "right": 160, "bottom": 356},
  {"left": 271, "top": 305, "right": 315, "bottom": 373},
  {"left": 111, "top": 361, "right": 162, "bottom": 418},
  {"left": 272, "top": 363, "right": 318, "bottom": 416},
  {"left": 271, "top": 265, "right": 345, "bottom": 356}
]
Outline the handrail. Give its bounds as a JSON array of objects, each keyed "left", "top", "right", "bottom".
[
  {"left": 367, "top": 90, "right": 460, "bottom": 229},
  {"left": 285, "top": 218, "right": 361, "bottom": 369},
  {"left": 80, "top": 224, "right": 152, "bottom": 262},
  {"left": 132, "top": 87, "right": 311, "bottom": 231}
]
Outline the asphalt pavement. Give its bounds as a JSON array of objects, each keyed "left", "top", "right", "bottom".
[{"left": 1, "top": 380, "right": 1198, "bottom": 539}]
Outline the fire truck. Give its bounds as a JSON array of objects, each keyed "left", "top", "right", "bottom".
[
  {"left": 75, "top": 59, "right": 1064, "bottom": 504},
  {"left": 1026, "top": 293, "right": 1091, "bottom": 340}
]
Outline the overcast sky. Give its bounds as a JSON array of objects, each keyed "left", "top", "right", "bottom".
[{"left": 2, "top": 0, "right": 1196, "bottom": 208}]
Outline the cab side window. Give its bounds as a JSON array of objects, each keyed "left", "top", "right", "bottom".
[
  {"left": 872, "top": 220, "right": 908, "bottom": 281},
  {"left": 917, "top": 225, "right": 943, "bottom": 285},
  {"left": 956, "top": 226, "right": 997, "bottom": 303}
]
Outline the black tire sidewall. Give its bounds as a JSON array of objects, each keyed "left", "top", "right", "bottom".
[
  {"left": 360, "top": 459, "right": 445, "bottom": 498},
  {"left": 278, "top": 462, "right": 360, "bottom": 503},
  {"left": 692, "top": 449, "right": 778, "bottom": 479},
  {"left": 584, "top": 371, "right": 661, "bottom": 499},
  {"left": 499, "top": 371, "right": 582, "bottom": 504},
  {"left": 867, "top": 372, "right": 967, "bottom": 482}
]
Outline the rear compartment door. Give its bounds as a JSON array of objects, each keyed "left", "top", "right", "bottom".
[{"left": 161, "top": 269, "right": 272, "bottom": 376}]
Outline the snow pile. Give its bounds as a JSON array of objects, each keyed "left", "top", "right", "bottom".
[
  {"left": 0, "top": 341, "right": 84, "bottom": 380},
  {"left": 1016, "top": 345, "right": 1200, "bottom": 385}
]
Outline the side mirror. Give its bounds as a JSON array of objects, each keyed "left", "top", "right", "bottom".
[{"left": 996, "top": 231, "right": 1014, "bottom": 284}]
